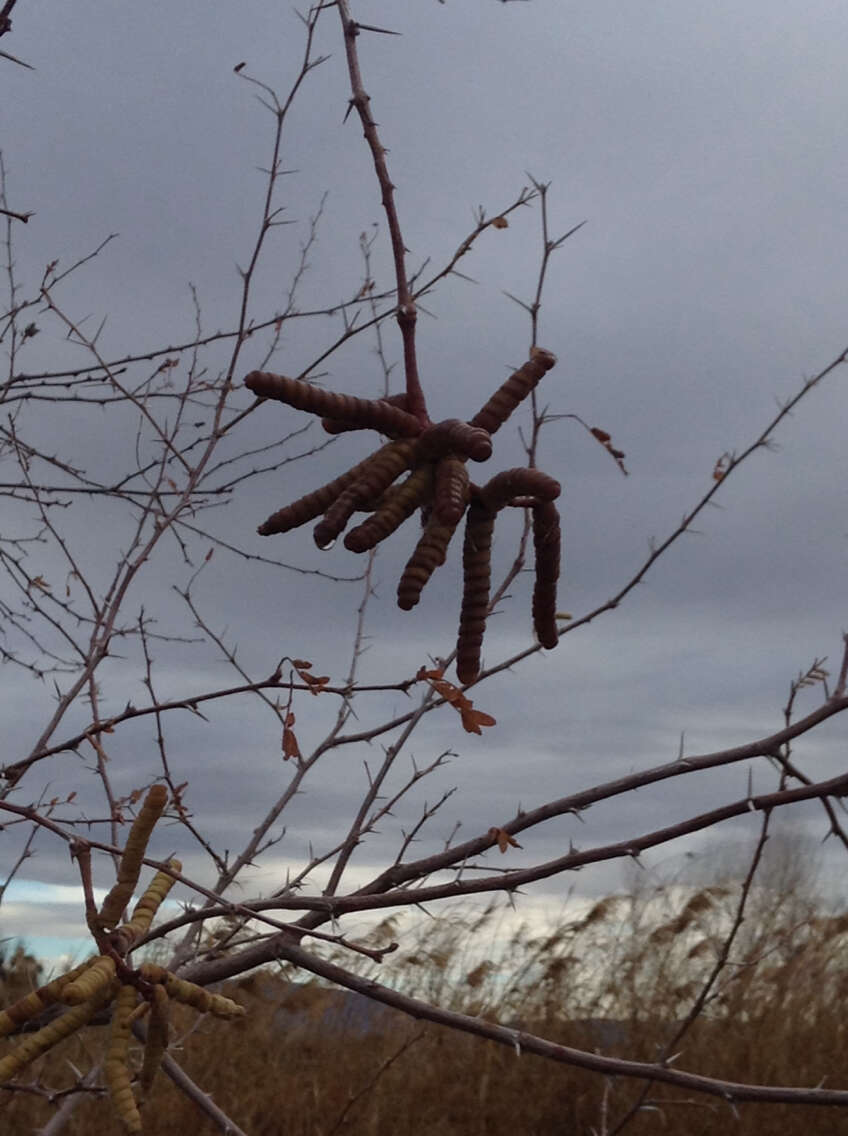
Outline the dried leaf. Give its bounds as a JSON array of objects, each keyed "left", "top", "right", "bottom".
[
  {"left": 488, "top": 826, "right": 521, "bottom": 853},
  {"left": 282, "top": 726, "right": 301, "bottom": 760},
  {"left": 459, "top": 702, "right": 497, "bottom": 735},
  {"left": 491, "top": 216, "right": 509, "bottom": 229}
]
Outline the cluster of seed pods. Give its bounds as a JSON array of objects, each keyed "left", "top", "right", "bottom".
[
  {"left": 245, "top": 348, "right": 563, "bottom": 683},
  {"left": 0, "top": 787, "right": 245, "bottom": 1133}
]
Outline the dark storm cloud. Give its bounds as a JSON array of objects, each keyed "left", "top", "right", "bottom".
[{"left": 3, "top": 1, "right": 847, "bottom": 952}]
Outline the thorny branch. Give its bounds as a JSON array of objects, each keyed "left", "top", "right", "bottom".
[{"left": 2, "top": 2, "right": 848, "bottom": 1130}]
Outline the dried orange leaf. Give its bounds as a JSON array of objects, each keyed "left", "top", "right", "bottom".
[
  {"left": 282, "top": 726, "right": 301, "bottom": 760},
  {"left": 488, "top": 826, "right": 521, "bottom": 853},
  {"left": 459, "top": 703, "right": 497, "bottom": 735}
]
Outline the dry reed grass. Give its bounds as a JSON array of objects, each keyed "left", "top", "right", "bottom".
[{"left": 3, "top": 863, "right": 848, "bottom": 1135}]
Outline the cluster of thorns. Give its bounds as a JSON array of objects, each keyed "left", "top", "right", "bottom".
[
  {"left": 246, "top": 347, "right": 562, "bottom": 683},
  {"left": 0, "top": 787, "right": 244, "bottom": 1133}
]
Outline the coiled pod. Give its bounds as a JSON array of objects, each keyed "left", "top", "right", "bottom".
[
  {"left": 0, "top": 984, "right": 113, "bottom": 1083},
  {"left": 344, "top": 466, "right": 433, "bottom": 552},
  {"left": 105, "top": 983, "right": 142, "bottom": 1134},
  {"left": 139, "top": 965, "right": 245, "bottom": 1019},
  {"left": 321, "top": 392, "right": 412, "bottom": 436},
  {"left": 532, "top": 500, "right": 561, "bottom": 650},
  {"left": 258, "top": 462, "right": 367, "bottom": 536},
  {"left": 139, "top": 984, "right": 170, "bottom": 1095},
  {"left": 456, "top": 501, "right": 496, "bottom": 684},
  {"left": 97, "top": 785, "right": 168, "bottom": 930},
  {"left": 432, "top": 455, "right": 470, "bottom": 526},
  {"left": 470, "top": 348, "right": 557, "bottom": 436},
  {"left": 313, "top": 440, "right": 416, "bottom": 549},
  {"left": 61, "top": 955, "right": 116, "bottom": 1005},
  {"left": 478, "top": 468, "right": 561, "bottom": 513},
  {"left": 245, "top": 372, "right": 421, "bottom": 437},
  {"left": 414, "top": 419, "right": 492, "bottom": 463},
  {"left": 0, "top": 961, "right": 91, "bottom": 1036},
  {"left": 397, "top": 518, "right": 460, "bottom": 610},
  {"left": 111, "top": 859, "right": 181, "bottom": 954}
]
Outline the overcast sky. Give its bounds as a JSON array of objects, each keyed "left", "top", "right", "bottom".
[{"left": 2, "top": 1, "right": 847, "bottom": 967}]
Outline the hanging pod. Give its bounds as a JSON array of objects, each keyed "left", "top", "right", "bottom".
[
  {"left": 471, "top": 348, "right": 557, "bottom": 436},
  {"left": 246, "top": 371, "right": 422, "bottom": 437}
]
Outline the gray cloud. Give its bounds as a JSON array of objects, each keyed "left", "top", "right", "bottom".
[{"left": 2, "top": 0, "right": 847, "bottom": 958}]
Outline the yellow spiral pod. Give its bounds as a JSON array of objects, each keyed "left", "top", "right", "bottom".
[
  {"left": 161, "top": 974, "right": 245, "bottom": 1019},
  {"left": 470, "top": 348, "right": 557, "bottom": 436},
  {"left": 139, "top": 983, "right": 170, "bottom": 1095},
  {"left": 0, "top": 961, "right": 90, "bottom": 1036},
  {"left": 98, "top": 785, "right": 169, "bottom": 930},
  {"left": 0, "top": 985, "right": 112, "bottom": 1082},
  {"left": 111, "top": 859, "right": 181, "bottom": 954},
  {"left": 61, "top": 955, "right": 117, "bottom": 1005},
  {"left": 105, "top": 983, "right": 142, "bottom": 1134}
]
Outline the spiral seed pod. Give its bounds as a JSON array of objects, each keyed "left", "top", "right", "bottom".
[
  {"left": 106, "top": 983, "right": 142, "bottom": 1134},
  {"left": 456, "top": 502, "right": 496, "bottom": 684},
  {"left": 344, "top": 465, "right": 433, "bottom": 552},
  {"left": 139, "top": 965, "right": 245, "bottom": 1019},
  {"left": 61, "top": 955, "right": 117, "bottom": 1005},
  {"left": 312, "top": 482, "right": 364, "bottom": 549},
  {"left": 478, "top": 468, "right": 561, "bottom": 513},
  {"left": 397, "top": 518, "right": 460, "bottom": 610},
  {"left": 433, "top": 455, "right": 470, "bottom": 526},
  {"left": 97, "top": 785, "right": 168, "bottom": 930},
  {"left": 111, "top": 859, "right": 182, "bottom": 954},
  {"left": 313, "top": 440, "right": 417, "bottom": 549},
  {"left": 246, "top": 372, "right": 422, "bottom": 437},
  {"left": 321, "top": 392, "right": 411, "bottom": 435},
  {"left": 258, "top": 462, "right": 366, "bottom": 536},
  {"left": 164, "top": 975, "right": 245, "bottom": 1019},
  {"left": 0, "top": 985, "right": 112, "bottom": 1083},
  {"left": 470, "top": 348, "right": 557, "bottom": 436},
  {"left": 0, "top": 961, "right": 91, "bottom": 1036},
  {"left": 139, "top": 984, "right": 170, "bottom": 1095},
  {"left": 414, "top": 419, "right": 492, "bottom": 463},
  {"left": 532, "top": 500, "right": 561, "bottom": 650}
]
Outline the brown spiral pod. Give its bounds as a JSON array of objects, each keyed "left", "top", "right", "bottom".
[
  {"left": 478, "top": 468, "right": 561, "bottom": 513},
  {"left": 414, "top": 419, "right": 493, "bottom": 463},
  {"left": 313, "top": 440, "right": 416, "bottom": 548},
  {"left": 258, "top": 464, "right": 365, "bottom": 536},
  {"left": 433, "top": 455, "right": 470, "bottom": 526},
  {"left": 345, "top": 465, "right": 433, "bottom": 552},
  {"left": 245, "top": 371, "right": 422, "bottom": 437},
  {"left": 397, "top": 517, "right": 461, "bottom": 610},
  {"left": 470, "top": 348, "right": 557, "bottom": 436},
  {"left": 456, "top": 501, "right": 496, "bottom": 684},
  {"left": 321, "top": 392, "right": 412, "bottom": 436},
  {"left": 532, "top": 500, "right": 561, "bottom": 650}
]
